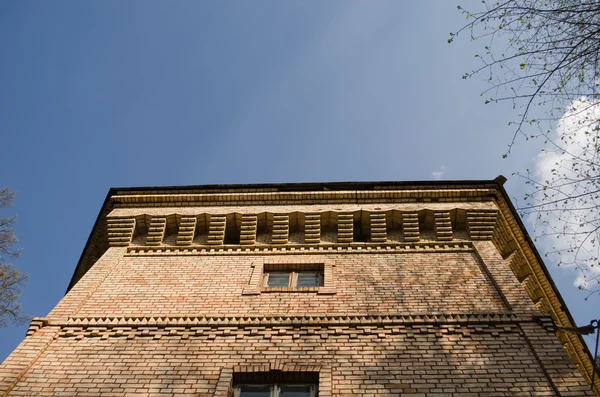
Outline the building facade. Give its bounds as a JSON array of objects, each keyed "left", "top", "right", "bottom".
[{"left": 1, "top": 179, "right": 598, "bottom": 396}]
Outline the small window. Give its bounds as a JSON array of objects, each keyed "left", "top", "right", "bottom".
[
  {"left": 233, "top": 384, "right": 316, "bottom": 397},
  {"left": 296, "top": 272, "right": 320, "bottom": 288},
  {"left": 266, "top": 272, "right": 291, "bottom": 288},
  {"left": 231, "top": 368, "right": 320, "bottom": 396},
  {"left": 264, "top": 270, "right": 322, "bottom": 289},
  {"left": 241, "top": 262, "right": 334, "bottom": 296}
]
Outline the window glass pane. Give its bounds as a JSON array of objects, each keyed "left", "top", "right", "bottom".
[
  {"left": 266, "top": 272, "right": 290, "bottom": 288},
  {"left": 239, "top": 385, "right": 272, "bottom": 397},
  {"left": 296, "top": 272, "right": 320, "bottom": 288},
  {"left": 279, "top": 385, "right": 313, "bottom": 397}
]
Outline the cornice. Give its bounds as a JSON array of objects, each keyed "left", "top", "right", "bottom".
[
  {"left": 492, "top": 191, "right": 600, "bottom": 394},
  {"left": 111, "top": 188, "right": 497, "bottom": 208}
]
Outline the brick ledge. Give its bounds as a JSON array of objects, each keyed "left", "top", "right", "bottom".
[
  {"left": 125, "top": 242, "right": 474, "bottom": 256},
  {"left": 27, "top": 312, "right": 548, "bottom": 333}
]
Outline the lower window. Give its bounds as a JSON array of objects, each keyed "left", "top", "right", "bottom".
[
  {"left": 233, "top": 384, "right": 316, "bottom": 397},
  {"left": 232, "top": 371, "right": 318, "bottom": 397}
]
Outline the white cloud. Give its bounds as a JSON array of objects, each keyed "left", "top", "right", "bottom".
[
  {"left": 529, "top": 97, "right": 600, "bottom": 292},
  {"left": 431, "top": 165, "right": 446, "bottom": 180}
]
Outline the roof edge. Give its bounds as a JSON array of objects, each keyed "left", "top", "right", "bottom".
[
  {"left": 108, "top": 177, "right": 507, "bottom": 194},
  {"left": 495, "top": 183, "right": 600, "bottom": 391}
]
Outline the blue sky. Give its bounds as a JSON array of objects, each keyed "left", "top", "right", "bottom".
[{"left": 0, "top": 1, "right": 597, "bottom": 360}]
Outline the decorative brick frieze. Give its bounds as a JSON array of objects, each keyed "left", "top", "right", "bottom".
[
  {"left": 240, "top": 214, "right": 257, "bottom": 245},
  {"left": 336, "top": 212, "right": 353, "bottom": 243},
  {"left": 104, "top": 208, "right": 506, "bottom": 249},
  {"left": 401, "top": 212, "right": 419, "bottom": 242},
  {"left": 54, "top": 321, "right": 526, "bottom": 340},
  {"left": 369, "top": 211, "right": 386, "bottom": 243},
  {"left": 106, "top": 216, "right": 135, "bottom": 247},
  {"left": 434, "top": 211, "right": 453, "bottom": 241},
  {"left": 271, "top": 213, "right": 289, "bottom": 244},
  {"left": 207, "top": 215, "right": 226, "bottom": 245},
  {"left": 304, "top": 213, "right": 320, "bottom": 244},
  {"left": 466, "top": 210, "right": 498, "bottom": 240},
  {"left": 176, "top": 215, "right": 196, "bottom": 246},
  {"left": 145, "top": 216, "right": 166, "bottom": 246}
]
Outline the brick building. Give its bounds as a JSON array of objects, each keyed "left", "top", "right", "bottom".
[{"left": 1, "top": 178, "right": 599, "bottom": 396}]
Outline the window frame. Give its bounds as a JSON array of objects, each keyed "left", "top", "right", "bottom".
[
  {"left": 232, "top": 383, "right": 317, "bottom": 397},
  {"left": 263, "top": 270, "right": 323, "bottom": 290},
  {"left": 241, "top": 260, "right": 336, "bottom": 295}
]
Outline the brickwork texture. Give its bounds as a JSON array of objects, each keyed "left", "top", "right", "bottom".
[{"left": 1, "top": 181, "right": 597, "bottom": 396}]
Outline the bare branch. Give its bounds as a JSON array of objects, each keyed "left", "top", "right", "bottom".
[
  {"left": 453, "top": 0, "right": 600, "bottom": 296},
  {"left": 0, "top": 188, "right": 28, "bottom": 326}
]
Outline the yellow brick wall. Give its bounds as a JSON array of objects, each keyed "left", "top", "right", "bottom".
[{"left": 1, "top": 185, "right": 596, "bottom": 396}]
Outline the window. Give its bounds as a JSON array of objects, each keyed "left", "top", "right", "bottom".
[
  {"left": 242, "top": 261, "right": 335, "bottom": 295},
  {"left": 232, "top": 384, "right": 317, "bottom": 397},
  {"left": 264, "top": 270, "right": 322, "bottom": 289},
  {"left": 232, "top": 371, "right": 319, "bottom": 397}
]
